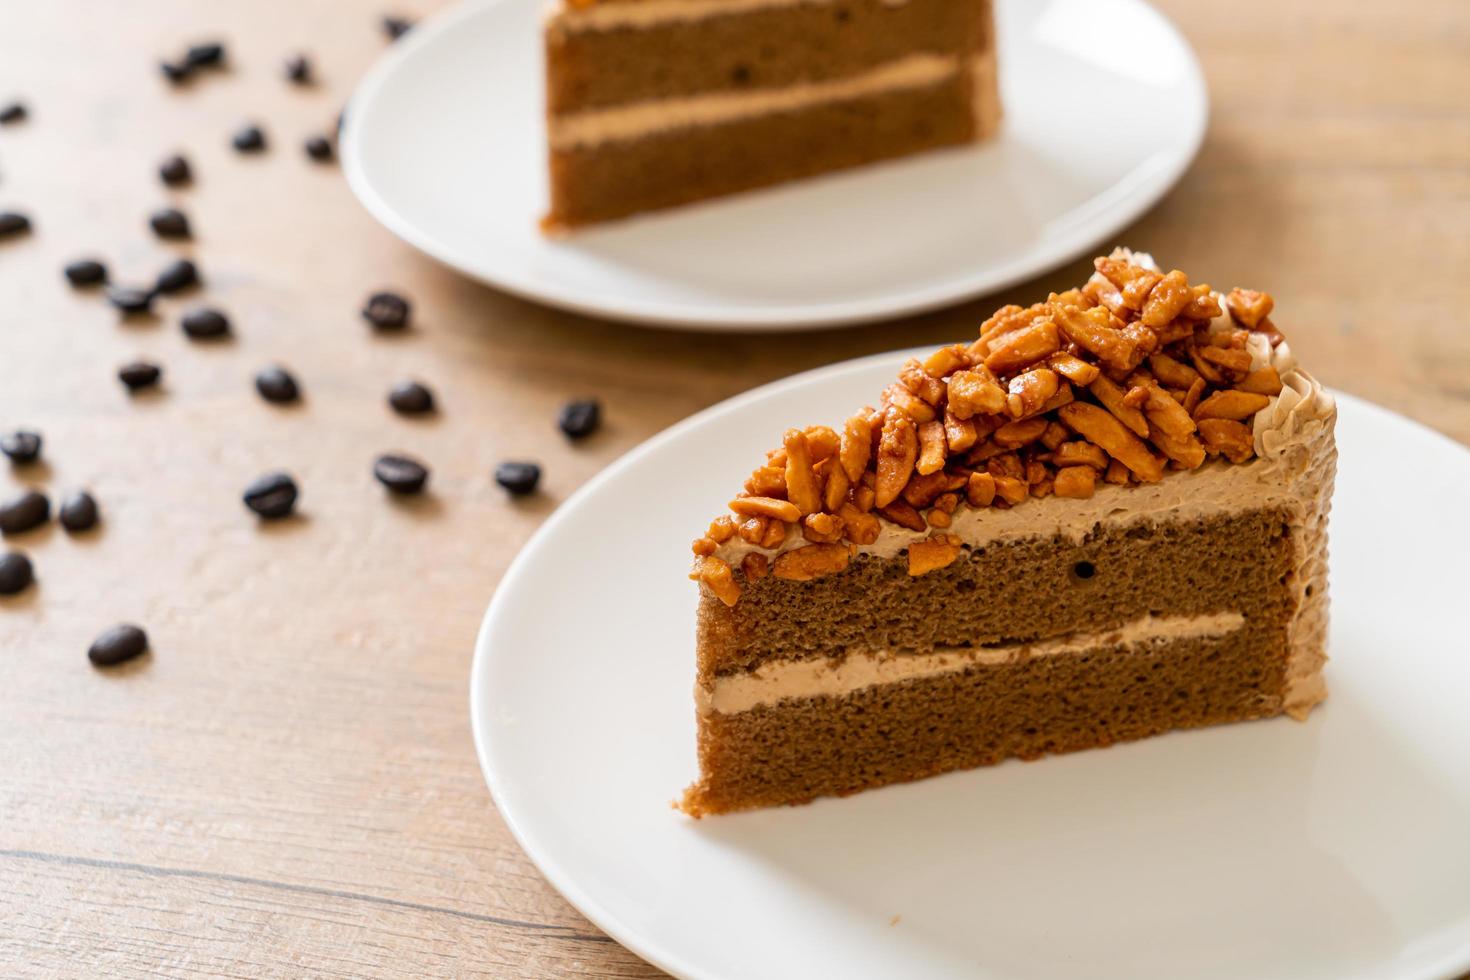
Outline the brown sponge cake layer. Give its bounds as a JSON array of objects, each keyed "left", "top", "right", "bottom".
[
  {"left": 698, "top": 508, "right": 1298, "bottom": 679},
  {"left": 546, "top": 71, "right": 980, "bottom": 226},
  {"left": 546, "top": 0, "right": 992, "bottom": 113},
  {"left": 681, "top": 620, "right": 1289, "bottom": 815}
]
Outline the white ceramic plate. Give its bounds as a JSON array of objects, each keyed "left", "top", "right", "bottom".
[
  {"left": 343, "top": 0, "right": 1208, "bottom": 330},
  {"left": 472, "top": 350, "right": 1470, "bottom": 979}
]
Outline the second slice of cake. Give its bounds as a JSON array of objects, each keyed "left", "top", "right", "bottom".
[{"left": 543, "top": 0, "right": 1001, "bottom": 228}]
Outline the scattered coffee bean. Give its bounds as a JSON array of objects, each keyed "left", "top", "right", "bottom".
[
  {"left": 374, "top": 454, "right": 429, "bottom": 494},
  {"left": 305, "top": 135, "right": 334, "bottom": 162},
  {"left": 154, "top": 257, "right": 199, "bottom": 294},
  {"left": 58, "top": 490, "right": 99, "bottom": 532},
  {"left": 0, "top": 550, "right": 33, "bottom": 595},
  {"left": 1, "top": 430, "right": 42, "bottom": 464},
  {"left": 0, "top": 101, "right": 26, "bottom": 125},
  {"left": 88, "top": 624, "right": 149, "bottom": 667},
  {"left": 64, "top": 258, "right": 108, "bottom": 287},
  {"left": 118, "top": 360, "right": 162, "bottom": 391},
  {"left": 383, "top": 16, "right": 415, "bottom": 39},
  {"left": 557, "top": 398, "right": 601, "bottom": 440},
  {"left": 232, "top": 123, "right": 266, "bottom": 153},
  {"left": 160, "top": 60, "right": 193, "bottom": 85},
  {"left": 285, "top": 54, "right": 313, "bottom": 85},
  {"left": 181, "top": 307, "right": 230, "bottom": 340},
  {"left": 495, "top": 462, "right": 540, "bottom": 496},
  {"left": 185, "top": 42, "right": 226, "bottom": 69},
  {"left": 0, "top": 489, "right": 49, "bottom": 535},
  {"left": 150, "top": 207, "right": 191, "bottom": 239},
  {"left": 106, "top": 285, "right": 155, "bottom": 316},
  {"left": 159, "top": 153, "right": 192, "bottom": 186},
  {"left": 362, "top": 291, "right": 410, "bottom": 330},
  {"left": 0, "top": 211, "right": 32, "bottom": 238},
  {"left": 255, "top": 365, "right": 300, "bottom": 404},
  {"left": 243, "top": 471, "right": 298, "bottom": 519},
  {"left": 388, "top": 380, "right": 435, "bottom": 415}
]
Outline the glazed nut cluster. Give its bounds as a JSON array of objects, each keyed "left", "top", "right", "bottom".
[{"left": 693, "top": 255, "right": 1288, "bottom": 607}]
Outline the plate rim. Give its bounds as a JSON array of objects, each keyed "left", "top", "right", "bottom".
[
  {"left": 470, "top": 348, "right": 1470, "bottom": 980},
  {"left": 342, "top": 0, "right": 1211, "bottom": 331}
]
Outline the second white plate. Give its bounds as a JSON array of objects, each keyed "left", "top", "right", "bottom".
[
  {"left": 343, "top": 0, "right": 1208, "bottom": 330},
  {"left": 472, "top": 350, "right": 1470, "bottom": 979}
]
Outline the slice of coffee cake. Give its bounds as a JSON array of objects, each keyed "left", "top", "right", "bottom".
[
  {"left": 683, "top": 251, "right": 1337, "bottom": 815},
  {"left": 542, "top": 0, "right": 1001, "bottom": 228}
]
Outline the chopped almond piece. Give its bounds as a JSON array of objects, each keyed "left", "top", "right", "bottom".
[
  {"left": 993, "top": 417, "right": 1049, "bottom": 449},
  {"left": 1104, "top": 458, "right": 1130, "bottom": 485},
  {"left": 1087, "top": 375, "right": 1150, "bottom": 438},
  {"left": 772, "top": 543, "right": 850, "bottom": 582},
  {"left": 1182, "top": 377, "right": 1207, "bottom": 414},
  {"left": 802, "top": 512, "right": 845, "bottom": 544},
  {"left": 697, "top": 556, "right": 742, "bottom": 607},
  {"left": 1053, "top": 304, "right": 1139, "bottom": 372},
  {"left": 737, "top": 515, "right": 767, "bottom": 544},
  {"left": 692, "top": 537, "right": 717, "bottom": 556},
  {"left": 1058, "top": 402, "right": 1165, "bottom": 482},
  {"left": 1006, "top": 368, "right": 1060, "bottom": 418},
  {"left": 1148, "top": 423, "right": 1207, "bottom": 469},
  {"left": 916, "top": 420, "right": 947, "bottom": 476},
  {"left": 986, "top": 452, "right": 1024, "bottom": 480},
  {"left": 877, "top": 500, "right": 927, "bottom": 532},
  {"left": 761, "top": 518, "right": 789, "bottom": 550},
  {"left": 1238, "top": 366, "right": 1284, "bottom": 396},
  {"left": 923, "top": 344, "right": 969, "bottom": 378},
  {"left": 838, "top": 503, "right": 881, "bottom": 545},
  {"left": 977, "top": 304, "right": 1035, "bottom": 345},
  {"left": 1225, "top": 287, "right": 1274, "bottom": 328},
  {"left": 1199, "top": 345, "right": 1253, "bottom": 374},
  {"left": 1048, "top": 351, "right": 1101, "bottom": 385},
  {"left": 1141, "top": 270, "right": 1193, "bottom": 327},
  {"left": 927, "top": 509, "right": 952, "bottom": 529},
  {"left": 908, "top": 535, "right": 963, "bottom": 576},
  {"left": 1142, "top": 382, "right": 1198, "bottom": 437},
  {"left": 943, "top": 411, "right": 978, "bottom": 453},
  {"left": 901, "top": 470, "right": 952, "bottom": 508},
  {"left": 1053, "top": 440, "right": 1109, "bottom": 469},
  {"left": 983, "top": 320, "right": 1062, "bottom": 374},
  {"left": 1183, "top": 284, "right": 1222, "bottom": 320},
  {"left": 1148, "top": 352, "right": 1200, "bottom": 389},
  {"left": 993, "top": 475, "right": 1028, "bottom": 505},
  {"left": 966, "top": 471, "right": 996, "bottom": 507},
  {"left": 1094, "top": 256, "right": 1163, "bottom": 309},
  {"left": 707, "top": 515, "right": 737, "bottom": 543},
  {"left": 782, "top": 429, "right": 821, "bottom": 516},
  {"left": 740, "top": 553, "right": 769, "bottom": 581},
  {"left": 1052, "top": 467, "right": 1099, "bottom": 499},
  {"left": 946, "top": 369, "right": 1008, "bottom": 419},
  {"left": 730, "top": 496, "right": 800, "bottom": 522},
  {"left": 1198, "top": 418, "right": 1256, "bottom": 463},
  {"left": 882, "top": 384, "right": 937, "bottom": 424},
  {"left": 1194, "top": 390, "right": 1272, "bottom": 421},
  {"left": 1040, "top": 421, "right": 1069, "bottom": 450},
  {"left": 1038, "top": 384, "right": 1075, "bottom": 415},
  {"left": 823, "top": 464, "right": 850, "bottom": 513},
  {"left": 744, "top": 465, "right": 786, "bottom": 497},
  {"left": 875, "top": 411, "right": 918, "bottom": 507},
  {"left": 1025, "top": 460, "right": 1048, "bottom": 486},
  {"left": 839, "top": 413, "right": 874, "bottom": 482},
  {"left": 1122, "top": 384, "right": 1149, "bottom": 410},
  {"left": 851, "top": 482, "right": 876, "bottom": 512},
  {"left": 933, "top": 491, "right": 960, "bottom": 514},
  {"left": 803, "top": 425, "right": 840, "bottom": 462},
  {"left": 899, "top": 359, "right": 948, "bottom": 405}
]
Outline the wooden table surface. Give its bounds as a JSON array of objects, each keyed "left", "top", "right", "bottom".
[{"left": 1, "top": 0, "right": 1466, "bottom": 976}]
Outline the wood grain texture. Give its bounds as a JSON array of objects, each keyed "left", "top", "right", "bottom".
[{"left": 0, "top": 0, "right": 1466, "bottom": 976}]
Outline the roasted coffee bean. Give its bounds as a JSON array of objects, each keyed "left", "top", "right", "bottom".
[
  {"left": 58, "top": 490, "right": 99, "bottom": 532},
  {"left": 0, "top": 551, "right": 33, "bottom": 595},
  {"left": 118, "top": 360, "right": 162, "bottom": 391},
  {"left": 243, "top": 471, "right": 298, "bottom": 519},
  {"left": 495, "top": 461, "right": 540, "bottom": 496},
  {"left": 255, "top": 365, "right": 300, "bottom": 403},
  {"left": 159, "top": 153, "right": 192, "bottom": 186},
  {"left": 0, "top": 489, "right": 49, "bottom": 534},
  {"left": 106, "top": 285, "right": 154, "bottom": 316},
  {"left": 374, "top": 454, "right": 429, "bottom": 494},
  {"left": 285, "top": 54, "right": 313, "bottom": 84},
  {"left": 64, "top": 258, "right": 108, "bottom": 286},
  {"left": 185, "top": 42, "right": 226, "bottom": 69},
  {"left": 154, "top": 257, "right": 199, "bottom": 294},
  {"left": 1, "top": 430, "right": 42, "bottom": 464},
  {"left": 88, "top": 624, "right": 149, "bottom": 667},
  {"left": 304, "top": 135, "right": 333, "bottom": 162},
  {"left": 362, "top": 291, "right": 410, "bottom": 330},
  {"left": 383, "top": 16, "right": 414, "bottom": 39},
  {"left": 388, "top": 380, "right": 435, "bottom": 415},
  {"left": 0, "top": 211, "right": 31, "bottom": 238},
  {"left": 557, "top": 398, "right": 601, "bottom": 440},
  {"left": 150, "top": 207, "right": 191, "bottom": 239},
  {"left": 181, "top": 307, "right": 230, "bottom": 339},
  {"left": 232, "top": 124, "right": 266, "bottom": 153},
  {"left": 0, "top": 101, "right": 26, "bottom": 124},
  {"left": 160, "top": 60, "right": 192, "bottom": 85}
]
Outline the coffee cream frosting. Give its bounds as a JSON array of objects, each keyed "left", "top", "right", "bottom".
[
  {"left": 700, "top": 612, "right": 1245, "bottom": 715},
  {"left": 709, "top": 330, "right": 1338, "bottom": 720},
  {"left": 551, "top": 0, "right": 900, "bottom": 33},
  {"left": 549, "top": 53, "right": 965, "bottom": 150}
]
